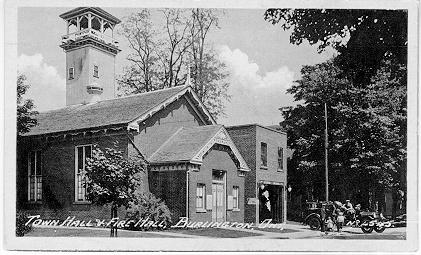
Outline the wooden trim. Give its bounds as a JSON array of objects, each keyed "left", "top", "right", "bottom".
[
  {"left": 183, "top": 94, "right": 207, "bottom": 125},
  {"left": 191, "top": 127, "right": 250, "bottom": 172}
]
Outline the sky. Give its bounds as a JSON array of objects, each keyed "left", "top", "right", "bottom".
[{"left": 17, "top": 7, "right": 334, "bottom": 126}]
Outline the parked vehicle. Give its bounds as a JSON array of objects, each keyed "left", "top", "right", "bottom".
[
  {"left": 302, "top": 201, "right": 392, "bottom": 233},
  {"left": 348, "top": 211, "right": 392, "bottom": 233},
  {"left": 302, "top": 201, "right": 335, "bottom": 230}
]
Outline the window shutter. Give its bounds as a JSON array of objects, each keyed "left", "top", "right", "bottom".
[
  {"left": 206, "top": 195, "right": 212, "bottom": 210},
  {"left": 227, "top": 195, "right": 234, "bottom": 210}
]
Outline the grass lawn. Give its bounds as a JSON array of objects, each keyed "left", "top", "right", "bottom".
[
  {"left": 167, "top": 228, "right": 262, "bottom": 238},
  {"left": 25, "top": 227, "right": 177, "bottom": 238}
]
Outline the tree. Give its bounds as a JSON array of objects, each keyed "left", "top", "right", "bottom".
[
  {"left": 266, "top": 8, "right": 407, "bottom": 214},
  {"left": 192, "top": 49, "right": 230, "bottom": 118},
  {"left": 84, "top": 144, "right": 145, "bottom": 237},
  {"left": 189, "top": 8, "right": 230, "bottom": 118},
  {"left": 283, "top": 58, "right": 406, "bottom": 210},
  {"left": 118, "top": 9, "right": 230, "bottom": 119},
  {"left": 118, "top": 10, "right": 159, "bottom": 93},
  {"left": 264, "top": 9, "right": 407, "bottom": 86},
  {"left": 17, "top": 74, "right": 38, "bottom": 135}
]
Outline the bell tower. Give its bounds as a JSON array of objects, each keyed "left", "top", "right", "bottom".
[{"left": 59, "top": 7, "right": 121, "bottom": 105}]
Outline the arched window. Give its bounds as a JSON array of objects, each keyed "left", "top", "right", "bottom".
[
  {"left": 80, "top": 15, "right": 89, "bottom": 30},
  {"left": 103, "top": 22, "right": 113, "bottom": 37},
  {"left": 68, "top": 18, "right": 77, "bottom": 33},
  {"left": 91, "top": 16, "right": 101, "bottom": 32}
]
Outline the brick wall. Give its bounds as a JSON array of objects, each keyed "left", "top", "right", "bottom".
[
  {"left": 255, "top": 126, "right": 287, "bottom": 185},
  {"left": 134, "top": 96, "right": 206, "bottom": 159},
  {"left": 226, "top": 125, "right": 257, "bottom": 223},
  {"left": 188, "top": 148, "right": 245, "bottom": 223},
  {"left": 16, "top": 131, "right": 142, "bottom": 220},
  {"left": 227, "top": 125, "right": 288, "bottom": 223}
]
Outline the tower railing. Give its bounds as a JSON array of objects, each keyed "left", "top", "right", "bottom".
[{"left": 61, "top": 28, "right": 118, "bottom": 47}]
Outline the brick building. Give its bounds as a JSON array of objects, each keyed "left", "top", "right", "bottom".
[
  {"left": 17, "top": 7, "right": 250, "bottom": 223},
  {"left": 227, "top": 124, "right": 287, "bottom": 223}
]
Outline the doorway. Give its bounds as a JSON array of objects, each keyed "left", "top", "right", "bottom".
[
  {"left": 258, "top": 182, "right": 284, "bottom": 223},
  {"left": 212, "top": 170, "right": 226, "bottom": 222}
]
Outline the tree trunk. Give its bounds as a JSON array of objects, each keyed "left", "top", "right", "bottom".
[{"left": 110, "top": 204, "right": 118, "bottom": 237}]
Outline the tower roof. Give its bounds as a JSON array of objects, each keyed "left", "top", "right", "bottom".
[{"left": 59, "top": 7, "right": 121, "bottom": 24}]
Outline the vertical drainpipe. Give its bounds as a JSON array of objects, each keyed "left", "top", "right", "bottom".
[{"left": 186, "top": 164, "right": 189, "bottom": 220}]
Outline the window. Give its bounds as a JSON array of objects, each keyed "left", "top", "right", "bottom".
[
  {"left": 278, "top": 147, "right": 284, "bottom": 170},
  {"left": 196, "top": 183, "right": 206, "bottom": 211},
  {"left": 68, "top": 67, "right": 74, "bottom": 80},
  {"left": 261, "top": 142, "right": 267, "bottom": 167},
  {"left": 28, "top": 151, "right": 42, "bottom": 202},
  {"left": 233, "top": 186, "right": 239, "bottom": 210},
  {"left": 93, "top": 65, "right": 99, "bottom": 78},
  {"left": 75, "top": 145, "right": 92, "bottom": 202}
]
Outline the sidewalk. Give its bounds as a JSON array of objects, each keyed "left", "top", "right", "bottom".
[
  {"left": 30, "top": 222, "right": 405, "bottom": 239},
  {"left": 222, "top": 222, "right": 317, "bottom": 239}
]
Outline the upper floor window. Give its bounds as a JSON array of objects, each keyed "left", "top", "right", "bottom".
[
  {"left": 260, "top": 142, "right": 267, "bottom": 168},
  {"left": 196, "top": 183, "right": 206, "bottom": 211},
  {"left": 278, "top": 147, "right": 284, "bottom": 171},
  {"left": 68, "top": 67, "right": 74, "bottom": 80},
  {"left": 93, "top": 65, "right": 99, "bottom": 78},
  {"left": 233, "top": 186, "right": 239, "bottom": 210},
  {"left": 75, "top": 145, "right": 92, "bottom": 202},
  {"left": 28, "top": 151, "right": 42, "bottom": 202}
]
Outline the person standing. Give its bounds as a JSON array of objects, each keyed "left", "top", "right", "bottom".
[{"left": 336, "top": 211, "right": 345, "bottom": 232}]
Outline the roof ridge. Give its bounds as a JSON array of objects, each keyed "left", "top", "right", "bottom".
[
  {"left": 35, "top": 85, "right": 189, "bottom": 114},
  {"left": 102, "top": 85, "right": 188, "bottom": 102},
  {"left": 148, "top": 127, "right": 185, "bottom": 161},
  {"left": 183, "top": 124, "right": 222, "bottom": 130},
  {"left": 127, "top": 85, "right": 190, "bottom": 124}
]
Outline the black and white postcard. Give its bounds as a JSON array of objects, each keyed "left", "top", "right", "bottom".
[{"left": 3, "top": 0, "right": 419, "bottom": 252}]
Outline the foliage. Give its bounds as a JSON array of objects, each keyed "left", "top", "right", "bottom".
[
  {"left": 17, "top": 74, "right": 38, "bottom": 135},
  {"left": 126, "top": 191, "right": 172, "bottom": 230},
  {"left": 118, "top": 8, "right": 229, "bottom": 119},
  {"left": 16, "top": 210, "right": 32, "bottom": 236},
  {"left": 264, "top": 9, "right": 407, "bottom": 85},
  {"left": 283, "top": 58, "right": 406, "bottom": 205},
  {"left": 84, "top": 144, "right": 145, "bottom": 209}
]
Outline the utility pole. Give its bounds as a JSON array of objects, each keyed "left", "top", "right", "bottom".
[{"left": 324, "top": 102, "right": 329, "bottom": 201}]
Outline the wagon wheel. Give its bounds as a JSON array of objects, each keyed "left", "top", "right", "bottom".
[
  {"left": 374, "top": 224, "right": 386, "bottom": 233},
  {"left": 361, "top": 220, "right": 374, "bottom": 233},
  {"left": 308, "top": 217, "right": 321, "bottom": 230}
]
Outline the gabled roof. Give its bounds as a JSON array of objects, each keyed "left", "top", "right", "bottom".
[
  {"left": 149, "top": 125, "right": 221, "bottom": 163},
  {"left": 149, "top": 125, "right": 250, "bottom": 172},
  {"left": 23, "top": 86, "right": 216, "bottom": 137}
]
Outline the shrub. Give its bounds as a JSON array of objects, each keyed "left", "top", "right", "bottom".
[
  {"left": 126, "top": 192, "right": 172, "bottom": 231},
  {"left": 16, "top": 211, "right": 32, "bottom": 236}
]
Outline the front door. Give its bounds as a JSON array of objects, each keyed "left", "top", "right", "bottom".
[
  {"left": 212, "top": 182, "right": 225, "bottom": 222},
  {"left": 211, "top": 170, "right": 226, "bottom": 222}
]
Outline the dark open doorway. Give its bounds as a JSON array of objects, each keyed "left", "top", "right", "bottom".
[{"left": 258, "top": 183, "right": 284, "bottom": 223}]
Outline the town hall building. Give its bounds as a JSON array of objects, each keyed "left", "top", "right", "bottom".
[{"left": 16, "top": 7, "right": 287, "bottom": 225}]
